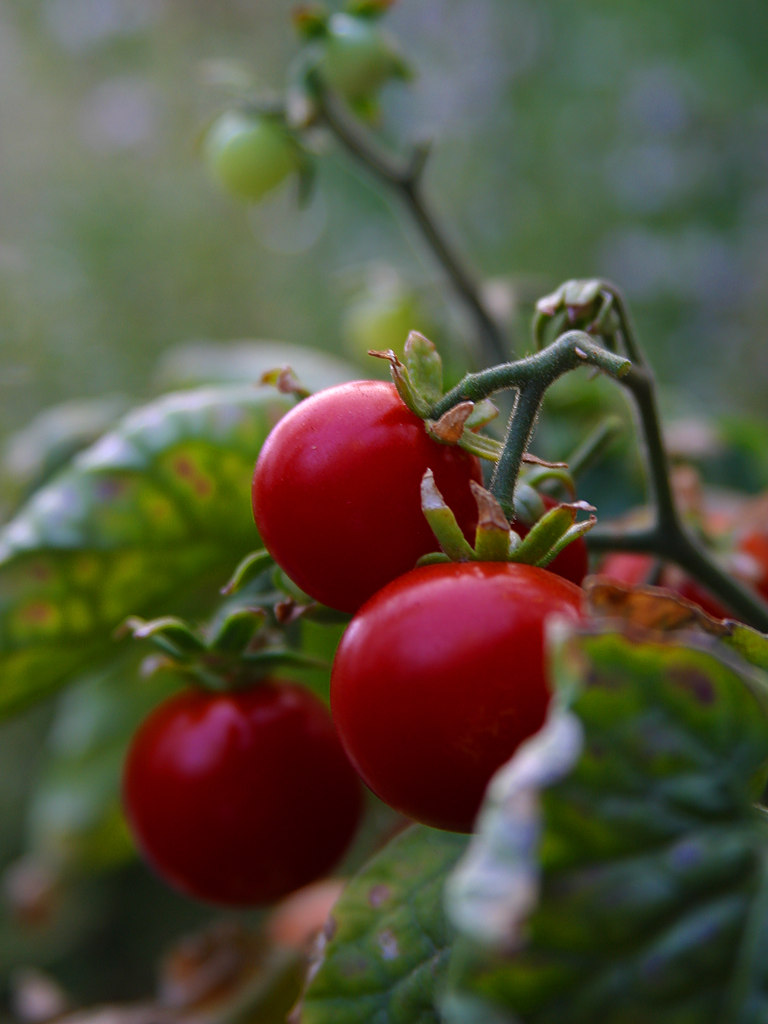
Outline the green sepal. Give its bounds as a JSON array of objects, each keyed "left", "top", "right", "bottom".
[
  {"left": 293, "top": 4, "right": 329, "bottom": 39},
  {"left": 519, "top": 464, "right": 577, "bottom": 499},
  {"left": 370, "top": 349, "right": 432, "bottom": 416},
  {"left": 512, "top": 480, "right": 547, "bottom": 526},
  {"left": 510, "top": 501, "right": 595, "bottom": 568},
  {"left": 120, "top": 616, "right": 206, "bottom": 659},
  {"left": 207, "top": 606, "right": 267, "bottom": 656},
  {"left": 454, "top": 430, "right": 504, "bottom": 463},
  {"left": 240, "top": 648, "right": 330, "bottom": 678},
  {"left": 345, "top": 0, "right": 396, "bottom": 19},
  {"left": 221, "top": 549, "right": 275, "bottom": 596},
  {"left": 421, "top": 470, "right": 476, "bottom": 562},
  {"left": 404, "top": 330, "right": 444, "bottom": 407},
  {"left": 464, "top": 399, "right": 499, "bottom": 431},
  {"left": 416, "top": 551, "right": 453, "bottom": 567}
]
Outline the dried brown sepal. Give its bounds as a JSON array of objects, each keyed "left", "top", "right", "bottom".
[
  {"left": 470, "top": 481, "right": 510, "bottom": 533},
  {"left": 521, "top": 452, "right": 569, "bottom": 469},
  {"left": 471, "top": 481, "right": 515, "bottom": 561},
  {"left": 584, "top": 576, "right": 732, "bottom": 639},
  {"left": 429, "top": 402, "right": 475, "bottom": 444},
  {"left": 274, "top": 598, "right": 305, "bottom": 625},
  {"left": 260, "top": 367, "right": 311, "bottom": 400},
  {"left": 159, "top": 920, "right": 262, "bottom": 1010}
]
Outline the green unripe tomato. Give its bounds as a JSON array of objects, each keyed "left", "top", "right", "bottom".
[
  {"left": 203, "top": 111, "right": 299, "bottom": 202},
  {"left": 320, "top": 13, "right": 404, "bottom": 103}
]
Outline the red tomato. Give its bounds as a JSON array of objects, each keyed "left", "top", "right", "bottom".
[
  {"left": 737, "top": 531, "right": 768, "bottom": 601},
  {"left": 330, "top": 562, "right": 583, "bottom": 833},
  {"left": 123, "top": 682, "right": 362, "bottom": 906},
  {"left": 251, "top": 381, "right": 483, "bottom": 612}
]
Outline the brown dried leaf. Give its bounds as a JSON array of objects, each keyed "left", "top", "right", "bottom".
[{"left": 584, "top": 576, "right": 731, "bottom": 638}]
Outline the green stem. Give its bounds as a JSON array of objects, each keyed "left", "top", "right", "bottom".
[
  {"left": 430, "top": 331, "right": 630, "bottom": 521},
  {"left": 307, "top": 71, "right": 509, "bottom": 365},
  {"left": 431, "top": 331, "right": 631, "bottom": 418},
  {"left": 491, "top": 383, "right": 545, "bottom": 517},
  {"left": 588, "top": 349, "right": 768, "bottom": 629},
  {"left": 588, "top": 524, "right": 768, "bottom": 630}
]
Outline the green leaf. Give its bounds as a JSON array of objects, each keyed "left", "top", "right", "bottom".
[
  {"left": 153, "top": 339, "right": 358, "bottom": 394},
  {"left": 723, "top": 620, "right": 768, "bottom": 674},
  {"left": 444, "top": 626, "right": 768, "bottom": 1024},
  {"left": 26, "top": 655, "right": 179, "bottom": 873},
  {"left": 301, "top": 825, "right": 468, "bottom": 1024},
  {"left": 0, "top": 385, "right": 292, "bottom": 719}
]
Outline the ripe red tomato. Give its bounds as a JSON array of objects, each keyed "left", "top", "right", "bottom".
[
  {"left": 330, "top": 562, "right": 583, "bottom": 833},
  {"left": 737, "top": 531, "right": 768, "bottom": 601},
  {"left": 251, "top": 380, "right": 483, "bottom": 612},
  {"left": 123, "top": 681, "right": 362, "bottom": 906}
]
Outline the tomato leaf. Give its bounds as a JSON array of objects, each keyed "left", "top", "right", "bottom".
[
  {"left": 300, "top": 825, "right": 468, "bottom": 1024},
  {"left": 0, "top": 386, "right": 292, "bottom": 719},
  {"left": 25, "top": 656, "right": 179, "bottom": 874},
  {"left": 444, "top": 626, "right": 768, "bottom": 1024}
]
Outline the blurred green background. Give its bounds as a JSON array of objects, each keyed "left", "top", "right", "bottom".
[{"left": 1, "top": 0, "right": 767, "bottom": 1015}]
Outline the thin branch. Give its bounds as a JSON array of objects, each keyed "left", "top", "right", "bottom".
[{"left": 307, "top": 71, "right": 509, "bottom": 365}]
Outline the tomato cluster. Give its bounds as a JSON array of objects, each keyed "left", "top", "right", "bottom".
[
  {"left": 251, "top": 381, "right": 589, "bottom": 833},
  {"left": 124, "top": 381, "right": 594, "bottom": 907}
]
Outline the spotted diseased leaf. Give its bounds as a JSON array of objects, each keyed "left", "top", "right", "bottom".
[
  {"left": 300, "top": 825, "right": 468, "bottom": 1024},
  {"left": 444, "top": 626, "right": 768, "bottom": 1024},
  {"left": 0, "top": 386, "right": 292, "bottom": 718}
]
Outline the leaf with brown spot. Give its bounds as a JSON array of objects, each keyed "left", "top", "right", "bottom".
[
  {"left": 445, "top": 625, "right": 768, "bottom": 1024},
  {"left": 300, "top": 826, "right": 467, "bottom": 1024}
]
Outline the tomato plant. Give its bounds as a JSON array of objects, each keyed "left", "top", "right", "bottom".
[
  {"left": 251, "top": 379, "right": 483, "bottom": 612},
  {"left": 203, "top": 110, "right": 300, "bottom": 202},
  {"left": 122, "top": 680, "right": 362, "bottom": 906},
  {"left": 330, "top": 561, "right": 583, "bottom": 833}
]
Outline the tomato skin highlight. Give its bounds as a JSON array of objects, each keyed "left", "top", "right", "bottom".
[
  {"left": 123, "top": 682, "right": 362, "bottom": 906},
  {"left": 251, "top": 380, "right": 483, "bottom": 612},
  {"left": 330, "top": 562, "right": 583, "bottom": 833}
]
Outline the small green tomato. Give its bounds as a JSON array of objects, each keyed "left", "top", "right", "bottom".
[
  {"left": 320, "top": 13, "right": 406, "bottom": 104},
  {"left": 203, "top": 111, "right": 299, "bottom": 202}
]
